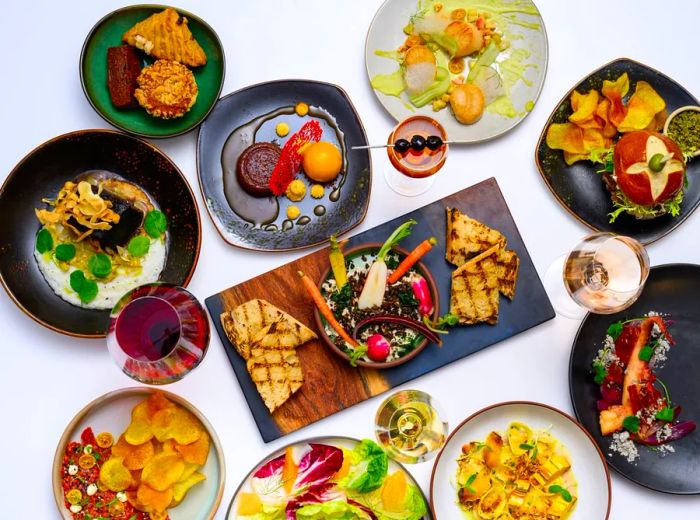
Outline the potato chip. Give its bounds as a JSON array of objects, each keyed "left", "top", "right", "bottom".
[
  {"left": 618, "top": 81, "right": 666, "bottom": 132},
  {"left": 563, "top": 151, "right": 589, "bottom": 165},
  {"left": 130, "top": 469, "right": 143, "bottom": 486},
  {"left": 175, "top": 432, "right": 210, "bottom": 466},
  {"left": 569, "top": 89, "right": 599, "bottom": 125},
  {"left": 595, "top": 98, "right": 618, "bottom": 138},
  {"left": 141, "top": 452, "right": 185, "bottom": 491},
  {"left": 546, "top": 123, "right": 585, "bottom": 154},
  {"left": 602, "top": 73, "right": 630, "bottom": 127},
  {"left": 160, "top": 439, "right": 177, "bottom": 453},
  {"left": 131, "top": 400, "right": 151, "bottom": 423},
  {"left": 137, "top": 483, "right": 173, "bottom": 513},
  {"left": 171, "top": 471, "right": 206, "bottom": 507},
  {"left": 99, "top": 457, "right": 133, "bottom": 492},
  {"left": 151, "top": 407, "right": 202, "bottom": 445},
  {"left": 583, "top": 128, "right": 606, "bottom": 151},
  {"left": 146, "top": 392, "right": 176, "bottom": 419},
  {"left": 125, "top": 418, "right": 153, "bottom": 445},
  {"left": 112, "top": 434, "right": 155, "bottom": 470}
]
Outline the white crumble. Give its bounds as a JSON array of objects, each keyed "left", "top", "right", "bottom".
[{"left": 609, "top": 431, "right": 639, "bottom": 462}]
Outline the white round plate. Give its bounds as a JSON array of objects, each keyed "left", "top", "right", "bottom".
[
  {"left": 365, "top": 0, "right": 549, "bottom": 142},
  {"left": 430, "top": 402, "right": 611, "bottom": 519},
  {"left": 52, "top": 387, "right": 226, "bottom": 520},
  {"left": 227, "top": 436, "right": 433, "bottom": 519}
]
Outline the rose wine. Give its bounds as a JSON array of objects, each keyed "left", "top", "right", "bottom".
[
  {"left": 563, "top": 234, "right": 649, "bottom": 314},
  {"left": 375, "top": 390, "right": 448, "bottom": 464},
  {"left": 387, "top": 116, "right": 448, "bottom": 179}
]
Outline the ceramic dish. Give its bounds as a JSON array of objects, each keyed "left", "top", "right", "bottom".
[
  {"left": 365, "top": 0, "right": 548, "bottom": 143},
  {"left": 80, "top": 4, "right": 225, "bottom": 138},
  {"left": 570, "top": 263, "right": 700, "bottom": 494},
  {"left": 536, "top": 58, "right": 700, "bottom": 245},
  {"left": 0, "top": 130, "right": 201, "bottom": 338},
  {"left": 197, "top": 79, "right": 371, "bottom": 251},
  {"left": 430, "top": 401, "right": 611, "bottom": 519},
  {"left": 314, "top": 243, "right": 440, "bottom": 369},
  {"left": 664, "top": 105, "right": 700, "bottom": 158},
  {"left": 226, "top": 436, "right": 432, "bottom": 519},
  {"left": 52, "top": 387, "right": 225, "bottom": 519}
]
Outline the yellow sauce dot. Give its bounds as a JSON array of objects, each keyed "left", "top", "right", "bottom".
[
  {"left": 310, "top": 184, "right": 325, "bottom": 198},
  {"left": 295, "top": 102, "right": 309, "bottom": 116},
  {"left": 285, "top": 180, "right": 307, "bottom": 202},
  {"left": 286, "top": 205, "right": 301, "bottom": 220},
  {"left": 275, "top": 122, "right": 290, "bottom": 137}
]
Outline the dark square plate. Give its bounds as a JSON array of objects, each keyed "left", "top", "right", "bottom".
[{"left": 536, "top": 58, "right": 700, "bottom": 244}]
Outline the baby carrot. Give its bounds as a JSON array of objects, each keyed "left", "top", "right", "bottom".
[
  {"left": 298, "top": 270, "right": 358, "bottom": 348},
  {"left": 387, "top": 237, "right": 437, "bottom": 284}
]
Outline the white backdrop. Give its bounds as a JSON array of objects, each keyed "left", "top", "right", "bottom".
[{"left": 1, "top": 0, "right": 699, "bottom": 517}]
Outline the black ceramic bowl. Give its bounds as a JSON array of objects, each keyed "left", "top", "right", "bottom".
[
  {"left": 197, "top": 79, "right": 371, "bottom": 251},
  {"left": 0, "top": 130, "right": 201, "bottom": 338},
  {"left": 536, "top": 58, "right": 700, "bottom": 244}
]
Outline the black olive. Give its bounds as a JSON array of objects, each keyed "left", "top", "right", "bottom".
[
  {"left": 426, "top": 135, "right": 444, "bottom": 150},
  {"left": 410, "top": 135, "right": 426, "bottom": 151},
  {"left": 394, "top": 139, "right": 410, "bottom": 153}
]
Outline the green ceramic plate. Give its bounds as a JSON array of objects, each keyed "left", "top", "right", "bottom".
[{"left": 80, "top": 4, "right": 225, "bottom": 138}]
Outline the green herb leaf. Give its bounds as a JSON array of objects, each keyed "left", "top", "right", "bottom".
[
  {"left": 593, "top": 361, "right": 608, "bottom": 385},
  {"left": 606, "top": 321, "right": 623, "bottom": 340},
  {"left": 519, "top": 443, "right": 534, "bottom": 450},
  {"left": 638, "top": 345, "right": 654, "bottom": 362},
  {"left": 128, "top": 235, "right": 150, "bottom": 258},
  {"left": 376, "top": 220, "right": 416, "bottom": 261},
  {"left": 36, "top": 228, "right": 53, "bottom": 253},
  {"left": 385, "top": 254, "right": 400, "bottom": 270},
  {"left": 330, "top": 283, "right": 353, "bottom": 312},
  {"left": 144, "top": 210, "right": 168, "bottom": 238},
  {"left": 398, "top": 289, "right": 419, "bottom": 307},
  {"left": 548, "top": 485, "right": 572, "bottom": 502},
  {"left": 655, "top": 407, "right": 674, "bottom": 422},
  {"left": 622, "top": 415, "right": 641, "bottom": 434},
  {"left": 465, "top": 472, "right": 477, "bottom": 493},
  {"left": 88, "top": 253, "right": 112, "bottom": 278},
  {"left": 348, "top": 344, "right": 368, "bottom": 367},
  {"left": 55, "top": 243, "right": 76, "bottom": 262},
  {"left": 69, "top": 270, "right": 98, "bottom": 303}
]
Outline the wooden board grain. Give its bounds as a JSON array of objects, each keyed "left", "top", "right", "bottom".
[{"left": 206, "top": 178, "right": 555, "bottom": 442}]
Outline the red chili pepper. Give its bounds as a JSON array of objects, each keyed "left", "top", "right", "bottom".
[{"left": 411, "top": 276, "right": 434, "bottom": 316}]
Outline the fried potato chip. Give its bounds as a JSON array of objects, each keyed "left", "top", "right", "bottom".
[
  {"left": 180, "top": 461, "right": 200, "bottom": 482},
  {"left": 563, "top": 151, "right": 589, "bottom": 165},
  {"left": 125, "top": 418, "right": 153, "bottom": 446},
  {"left": 160, "top": 439, "right": 177, "bottom": 453},
  {"left": 171, "top": 471, "right": 206, "bottom": 507},
  {"left": 595, "top": 98, "right": 618, "bottom": 138},
  {"left": 546, "top": 123, "right": 585, "bottom": 154},
  {"left": 99, "top": 457, "right": 133, "bottom": 492},
  {"left": 141, "top": 452, "right": 185, "bottom": 492},
  {"left": 131, "top": 400, "right": 151, "bottom": 423},
  {"left": 151, "top": 407, "right": 202, "bottom": 445},
  {"left": 174, "top": 432, "right": 210, "bottom": 466},
  {"left": 130, "top": 469, "right": 143, "bottom": 486},
  {"left": 137, "top": 483, "right": 174, "bottom": 513},
  {"left": 569, "top": 89, "right": 599, "bottom": 125},
  {"left": 146, "top": 392, "right": 176, "bottom": 419},
  {"left": 112, "top": 434, "right": 155, "bottom": 471},
  {"left": 602, "top": 73, "right": 630, "bottom": 127},
  {"left": 583, "top": 128, "right": 606, "bottom": 151},
  {"left": 618, "top": 81, "right": 666, "bottom": 132}
]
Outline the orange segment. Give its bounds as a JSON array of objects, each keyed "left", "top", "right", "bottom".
[
  {"left": 282, "top": 447, "right": 298, "bottom": 494},
  {"left": 381, "top": 471, "right": 408, "bottom": 512},
  {"left": 238, "top": 492, "right": 262, "bottom": 515}
]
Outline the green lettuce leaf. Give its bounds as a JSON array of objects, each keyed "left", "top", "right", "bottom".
[
  {"left": 609, "top": 188, "right": 684, "bottom": 222},
  {"left": 296, "top": 500, "right": 369, "bottom": 519},
  {"left": 339, "top": 439, "right": 388, "bottom": 493},
  {"left": 237, "top": 503, "right": 285, "bottom": 520}
]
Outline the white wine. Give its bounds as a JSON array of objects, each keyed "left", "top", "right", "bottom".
[
  {"left": 375, "top": 390, "right": 447, "bottom": 464},
  {"left": 563, "top": 234, "right": 649, "bottom": 314}
]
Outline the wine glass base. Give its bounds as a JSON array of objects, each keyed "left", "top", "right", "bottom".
[
  {"left": 543, "top": 255, "right": 588, "bottom": 319},
  {"left": 384, "top": 160, "right": 435, "bottom": 196}
]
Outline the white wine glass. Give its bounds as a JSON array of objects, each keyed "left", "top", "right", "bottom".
[{"left": 543, "top": 232, "right": 650, "bottom": 319}]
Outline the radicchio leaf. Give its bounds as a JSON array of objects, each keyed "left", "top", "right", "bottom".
[
  {"left": 285, "top": 482, "right": 344, "bottom": 520},
  {"left": 347, "top": 499, "right": 379, "bottom": 520},
  {"left": 294, "top": 443, "right": 344, "bottom": 490},
  {"left": 253, "top": 453, "right": 286, "bottom": 478}
]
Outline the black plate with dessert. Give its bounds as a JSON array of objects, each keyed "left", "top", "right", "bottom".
[{"left": 197, "top": 80, "right": 372, "bottom": 251}]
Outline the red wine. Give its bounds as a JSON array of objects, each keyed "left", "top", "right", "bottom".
[{"left": 115, "top": 297, "right": 181, "bottom": 361}]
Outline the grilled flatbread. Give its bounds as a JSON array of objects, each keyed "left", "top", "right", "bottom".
[
  {"left": 246, "top": 346, "right": 304, "bottom": 413},
  {"left": 493, "top": 249, "right": 519, "bottom": 300},
  {"left": 450, "top": 245, "right": 500, "bottom": 325},
  {"left": 445, "top": 207, "right": 506, "bottom": 267}
]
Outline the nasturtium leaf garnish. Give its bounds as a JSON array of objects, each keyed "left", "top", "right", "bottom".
[
  {"left": 88, "top": 253, "right": 112, "bottom": 278},
  {"left": 144, "top": 210, "right": 168, "bottom": 238},
  {"left": 548, "top": 485, "right": 572, "bottom": 502},
  {"left": 606, "top": 321, "right": 623, "bottom": 340},
  {"left": 36, "top": 228, "right": 53, "bottom": 253},
  {"left": 69, "top": 270, "right": 98, "bottom": 303},
  {"left": 622, "top": 415, "right": 641, "bottom": 433},
  {"left": 638, "top": 345, "right": 654, "bottom": 362},
  {"left": 593, "top": 361, "right": 608, "bottom": 385},
  {"left": 655, "top": 407, "right": 674, "bottom": 422},
  {"left": 55, "top": 243, "right": 76, "bottom": 262},
  {"left": 128, "top": 236, "right": 150, "bottom": 258}
]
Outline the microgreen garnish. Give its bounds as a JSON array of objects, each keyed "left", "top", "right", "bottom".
[
  {"left": 88, "top": 253, "right": 112, "bottom": 278},
  {"left": 638, "top": 345, "right": 654, "bottom": 362},
  {"left": 464, "top": 472, "right": 477, "bottom": 494},
  {"left": 69, "top": 270, "right": 98, "bottom": 303},
  {"left": 36, "top": 228, "right": 53, "bottom": 253},
  {"left": 347, "top": 344, "right": 368, "bottom": 367},
  {"left": 655, "top": 378, "right": 674, "bottom": 422},
  {"left": 519, "top": 443, "right": 534, "bottom": 450},
  {"left": 593, "top": 361, "right": 608, "bottom": 385},
  {"left": 398, "top": 289, "right": 419, "bottom": 307},
  {"left": 606, "top": 321, "right": 624, "bottom": 340},
  {"left": 548, "top": 484, "right": 573, "bottom": 502},
  {"left": 55, "top": 243, "right": 76, "bottom": 262},
  {"left": 144, "top": 209, "right": 168, "bottom": 238},
  {"left": 422, "top": 313, "right": 460, "bottom": 335},
  {"left": 622, "top": 415, "right": 641, "bottom": 434},
  {"left": 127, "top": 235, "right": 150, "bottom": 257}
]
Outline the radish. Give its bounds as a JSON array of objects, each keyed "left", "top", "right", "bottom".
[{"left": 367, "top": 334, "right": 391, "bottom": 362}]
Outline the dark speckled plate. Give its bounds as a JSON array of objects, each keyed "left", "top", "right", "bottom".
[
  {"left": 570, "top": 264, "right": 700, "bottom": 494},
  {"left": 197, "top": 80, "right": 371, "bottom": 251},
  {"left": 0, "top": 130, "right": 201, "bottom": 338},
  {"left": 536, "top": 58, "right": 700, "bottom": 244}
]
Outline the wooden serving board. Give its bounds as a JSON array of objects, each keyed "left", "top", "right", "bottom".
[{"left": 206, "top": 178, "right": 554, "bottom": 442}]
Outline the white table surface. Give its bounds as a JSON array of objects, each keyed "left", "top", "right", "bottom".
[{"left": 1, "top": 0, "right": 699, "bottom": 517}]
